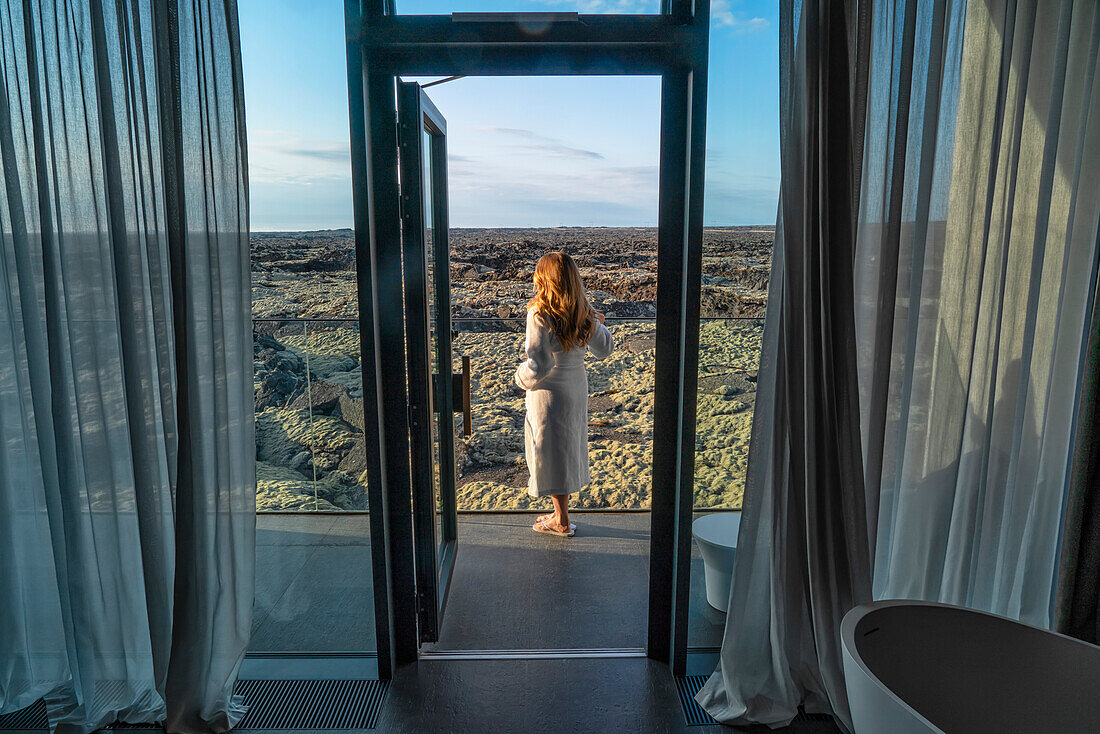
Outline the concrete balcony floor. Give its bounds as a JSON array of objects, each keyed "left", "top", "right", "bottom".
[{"left": 252, "top": 512, "right": 728, "bottom": 653}]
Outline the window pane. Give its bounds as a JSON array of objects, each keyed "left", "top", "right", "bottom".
[
  {"left": 241, "top": 0, "right": 375, "bottom": 656},
  {"left": 689, "top": 0, "right": 777, "bottom": 648}
]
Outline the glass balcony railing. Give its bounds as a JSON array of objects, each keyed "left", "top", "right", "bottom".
[
  {"left": 694, "top": 317, "right": 763, "bottom": 510},
  {"left": 253, "top": 317, "right": 369, "bottom": 512},
  {"left": 252, "top": 315, "right": 763, "bottom": 513}
]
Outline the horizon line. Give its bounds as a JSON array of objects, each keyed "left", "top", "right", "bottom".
[{"left": 249, "top": 224, "right": 777, "bottom": 233}]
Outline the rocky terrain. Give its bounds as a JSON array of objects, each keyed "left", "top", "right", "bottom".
[{"left": 251, "top": 226, "right": 772, "bottom": 512}]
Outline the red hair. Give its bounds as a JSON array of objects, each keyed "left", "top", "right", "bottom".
[{"left": 527, "top": 252, "right": 596, "bottom": 352}]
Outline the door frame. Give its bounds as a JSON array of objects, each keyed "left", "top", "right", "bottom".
[
  {"left": 396, "top": 80, "right": 458, "bottom": 644},
  {"left": 343, "top": 0, "right": 709, "bottom": 679}
]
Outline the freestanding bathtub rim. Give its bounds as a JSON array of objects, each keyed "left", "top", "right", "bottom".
[
  {"left": 841, "top": 600, "right": 939, "bottom": 732},
  {"left": 841, "top": 599, "right": 1100, "bottom": 734}
]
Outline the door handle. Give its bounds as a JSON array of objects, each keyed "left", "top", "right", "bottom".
[
  {"left": 435, "top": 355, "right": 472, "bottom": 437},
  {"left": 451, "top": 355, "right": 472, "bottom": 437}
]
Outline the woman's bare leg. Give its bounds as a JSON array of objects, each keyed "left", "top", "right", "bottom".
[{"left": 549, "top": 494, "right": 570, "bottom": 531}]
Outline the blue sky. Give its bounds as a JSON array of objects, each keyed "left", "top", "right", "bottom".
[{"left": 238, "top": 0, "right": 778, "bottom": 230}]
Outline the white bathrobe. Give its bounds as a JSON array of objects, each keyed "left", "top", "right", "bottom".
[{"left": 515, "top": 309, "right": 615, "bottom": 497}]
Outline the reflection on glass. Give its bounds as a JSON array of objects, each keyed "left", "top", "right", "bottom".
[{"left": 423, "top": 126, "right": 446, "bottom": 557}]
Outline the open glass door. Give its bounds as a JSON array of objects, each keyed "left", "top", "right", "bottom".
[{"left": 397, "top": 81, "right": 461, "bottom": 644}]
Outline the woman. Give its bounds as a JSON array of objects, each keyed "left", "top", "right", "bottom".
[{"left": 515, "top": 251, "right": 615, "bottom": 537}]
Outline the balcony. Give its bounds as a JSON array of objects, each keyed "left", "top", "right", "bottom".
[{"left": 250, "top": 314, "right": 760, "bottom": 655}]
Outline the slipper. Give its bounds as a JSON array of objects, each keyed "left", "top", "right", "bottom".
[
  {"left": 536, "top": 513, "right": 576, "bottom": 530},
  {"left": 532, "top": 518, "right": 575, "bottom": 537}
]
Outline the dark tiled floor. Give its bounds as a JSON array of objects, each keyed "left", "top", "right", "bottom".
[
  {"left": 4, "top": 658, "right": 840, "bottom": 734},
  {"left": 251, "top": 512, "right": 726, "bottom": 653},
  {"left": 374, "top": 657, "right": 840, "bottom": 734}
]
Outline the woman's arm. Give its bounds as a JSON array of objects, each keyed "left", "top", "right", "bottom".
[
  {"left": 587, "top": 319, "right": 615, "bottom": 360},
  {"left": 515, "top": 310, "right": 555, "bottom": 390}
]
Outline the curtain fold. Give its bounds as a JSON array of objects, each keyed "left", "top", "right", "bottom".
[
  {"left": 163, "top": 0, "right": 253, "bottom": 730},
  {"left": 701, "top": 0, "right": 1100, "bottom": 729},
  {"left": 695, "top": 1, "right": 873, "bottom": 730},
  {"left": 865, "top": 0, "right": 1100, "bottom": 628},
  {"left": 1056, "top": 265, "right": 1100, "bottom": 645},
  {"left": 0, "top": 1, "right": 253, "bottom": 732}
]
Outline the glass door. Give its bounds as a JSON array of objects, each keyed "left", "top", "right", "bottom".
[{"left": 397, "top": 81, "right": 459, "bottom": 644}]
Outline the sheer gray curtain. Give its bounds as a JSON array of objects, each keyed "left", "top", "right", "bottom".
[
  {"left": 862, "top": 0, "right": 1100, "bottom": 628},
  {"left": 700, "top": 0, "right": 1100, "bottom": 730},
  {"left": 696, "top": 0, "right": 873, "bottom": 730},
  {"left": 0, "top": 1, "right": 253, "bottom": 732}
]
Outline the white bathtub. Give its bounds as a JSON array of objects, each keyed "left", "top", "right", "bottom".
[{"left": 841, "top": 600, "right": 1100, "bottom": 733}]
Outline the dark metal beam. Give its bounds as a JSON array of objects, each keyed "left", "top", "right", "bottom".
[
  {"left": 385, "top": 47, "right": 678, "bottom": 76},
  {"left": 669, "top": 0, "right": 708, "bottom": 676},
  {"left": 358, "top": 13, "right": 692, "bottom": 45},
  {"left": 362, "top": 0, "right": 390, "bottom": 21},
  {"left": 646, "top": 0, "right": 708, "bottom": 674},
  {"left": 343, "top": 0, "right": 394, "bottom": 679},
  {"left": 364, "top": 60, "right": 421, "bottom": 667},
  {"left": 357, "top": 13, "right": 699, "bottom": 74},
  {"left": 648, "top": 67, "right": 690, "bottom": 666},
  {"left": 667, "top": 0, "right": 691, "bottom": 25},
  {"left": 670, "top": 62, "right": 708, "bottom": 678}
]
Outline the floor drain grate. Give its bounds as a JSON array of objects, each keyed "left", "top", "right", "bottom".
[
  {"left": 0, "top": 679, "right": 388, "bottom": 731},
  {"left": 235, "top": 678, "right": 388, "bottom": 730},
  {"left": 0, "top": 699, "right": 48, "bottom": 730},
  {"left": 0, "top": 700, "right": 158, "bottom": 731},
  {"left": 675, "top": 675, "right": 717, "bottom": 726}
]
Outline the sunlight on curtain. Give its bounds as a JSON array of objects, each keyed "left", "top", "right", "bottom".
[{"left": 859, "top": 0, "right": 1100, "bottom": 628}]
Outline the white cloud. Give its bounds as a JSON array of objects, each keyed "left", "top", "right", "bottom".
[
  {"left": 247, "top": 130, "right": 351, "bottom": 185},
  {"left": 534, "top": 0, "right": 657, "bottom": 14},
  {"left": 433, "top": 117, "right": 663, "bottom": 225},
  {"left": 476, "top": 127, "right": 606, "bottom": 160},
  {"left": 711, "top": 0, "right": 770, "bottom": 31}
]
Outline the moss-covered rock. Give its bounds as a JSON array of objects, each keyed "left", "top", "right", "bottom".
[
  {"left": 287, "top": 379, "right": 349, "bottom": 414},
  {"left": 256, "top": 461, "right": 340, "bottom": 512}
]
